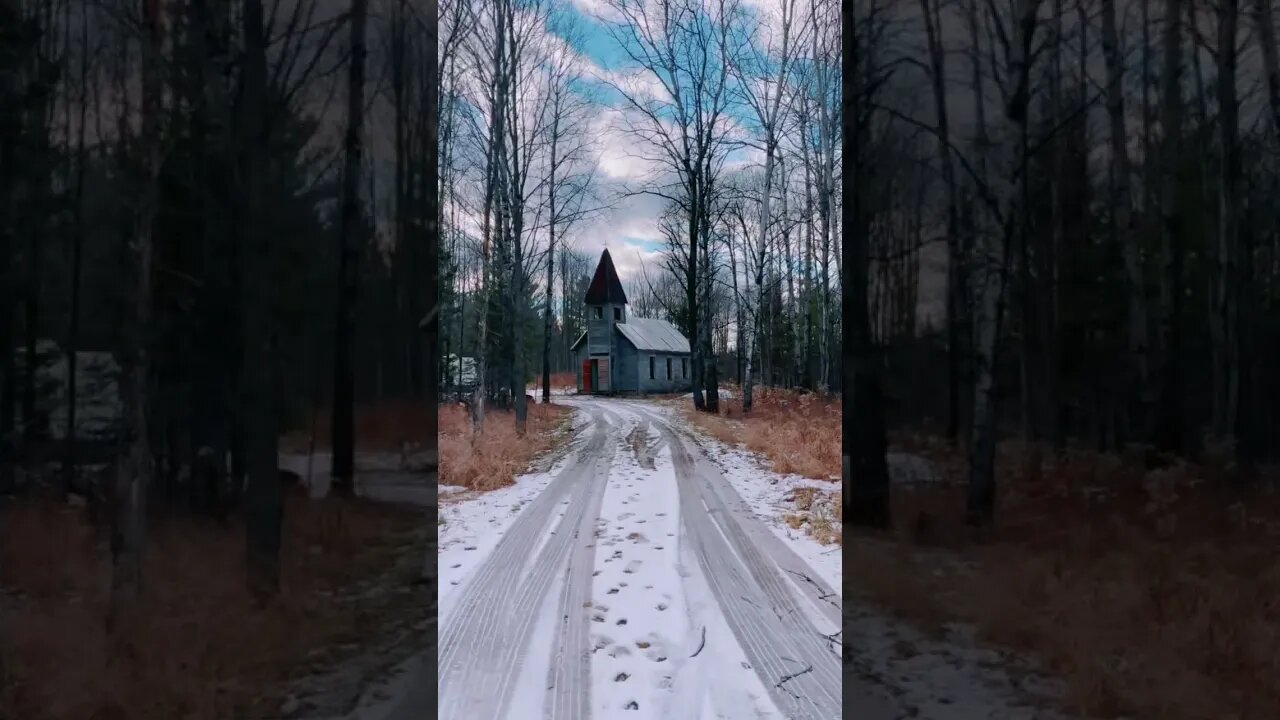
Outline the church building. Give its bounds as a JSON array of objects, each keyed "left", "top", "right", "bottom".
[{"left": 572, "top": 249, "right": 692, "bottom": 394}]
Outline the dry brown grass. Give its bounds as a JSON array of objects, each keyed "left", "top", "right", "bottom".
[
  {"left": 280, "top": 400, "right": 435, "bottom": 453},
  {"left": 438, "top": 402, "right": 573, "bottom": 491},
  {"left": 0, "top": 494, "right": 427, "bottom": 720},
  {"left": 685, "top": 385, "right": 840, "bottom": 481},
  {"left": 684, "top": 386, "right": 842, "bottom": 546},
  {"left": 850, "top": 440, "right": 1280, "bottom": 720}
]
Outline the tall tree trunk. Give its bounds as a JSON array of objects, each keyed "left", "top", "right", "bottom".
[
  {"left": 241, "top": 0, "right": 281, "bottom": 600},
  {"left": 729, "top": 222, "right": 743, "bottom": 384},
  {"left": 1211, "top": 0, "right": 1240, "bottom": 443},
  {"left": 332, "top": 0, "right": 367, "bottom": 492},
  {"left": 1258, "top": 0, "right": 1280, "bottom": 138},
  {"left": 845, "top": 0, "right": 890, "bottom": 528},
  {"left": 743, "top": 134, "right": 777, "bottom": 414},
  {"left": 113, "top": 0, "right": 165, "bottom": 609},
  {"left": 63, "top": 2, "right": 91, "bottom": 496},
  {"left": 20, "top": 8, "right": 53, "bottom": 451},
  {"left": 542, "top": 122, "right": 558, "bottom": 404},
  {"left": 0, "top": 0, "right": 18, "bottom": 493},
  {"left": 967, "top": 0, "right": 1040, "bottom": 528},
  {"left": 700, "top": 180, "right": 719, "bottom": 412},
  {"left": 1102, "top": 0, "right": 1149, "bottom": 442},
  {"left": 474, "top": 0, "right": 511, "bottom": 433},
  {"left": 922, "top": 0, "right": 962, "bottom": 444},
  {"left": 424, "top": 0, "right": 439, "bottom": 482},
  {"left": 802, "top": 137, "right": 817, "bottom": 390},
  {"left": 1155, "top": 0, "right": 1185, "bottom": 453},
  {"left": 391, "top": 0, "right": 415, "bottom": 398},
  {"left": 687, "top": 178, "right": 705, "bottom": 411}
]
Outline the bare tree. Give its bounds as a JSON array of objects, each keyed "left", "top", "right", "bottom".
[
  {"left": 1259, "top": 0, "right": 1280, "bottom": 139},
  {"left": 112, "top": 0, "right": 166, "bottom": 609},
  {"left": 1210, "top": 0, "right": 1241, "bottom": 443},
  {"left": 241, "top": 0, "right": 283, "bottom": 600},
  {"left": 966, "top": 0, "right": 1042, "bottom": 527},
  {"left": 732, "top": 0, "right": 804, "bottom": 413},
  {"left": 846, "top": 0, "right": 891, "bottom": 528},
  {"left": 1101, "top": 0, "right": 1150, "bottom": 443},
  {"left": 540, "top": 15, "right": 596, "bottom": 405},
  {"left": 920, "top": 0, "right": 964, "bottom": 443},
  {"left": 331, "top": 0, "right": 368, "bottom": 493},
  {"left": 600, "top": 0, "right": 742, "bottom": 413}
]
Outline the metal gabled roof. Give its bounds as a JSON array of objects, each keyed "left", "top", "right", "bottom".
[{"left": 615, "top": 317, "right": 690, "bottom": 353}]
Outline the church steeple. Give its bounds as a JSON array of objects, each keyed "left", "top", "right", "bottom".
[{"left": 584, "top": 248, "right": 628, "bottom": 306}]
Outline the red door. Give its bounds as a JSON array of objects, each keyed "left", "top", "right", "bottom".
[{"left": 582, "top": 359, "right": 592, "bottom": 393}]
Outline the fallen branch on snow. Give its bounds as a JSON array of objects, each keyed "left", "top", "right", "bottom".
[{"left": 690, "top": 626, "right": 707, "bottom": 657}]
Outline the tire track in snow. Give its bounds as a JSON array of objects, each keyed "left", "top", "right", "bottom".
[
  {"left": 647, "top": 413, "right": 841, "bottom": 719},
  {"left": 437, "top": 409, "right": 615, "bottom": 720},
  {"left": 629, "top": 405, "right": 841, "bottom": 629},
  {"left": 543, "top": 458, "right": 608, "bottom": 720}
]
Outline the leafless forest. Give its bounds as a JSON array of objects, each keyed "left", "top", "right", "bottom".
[
  {"left": 849, "top": 0, "right": 1280, "bottom": 526},
  {"left": 438, "top": 0, "right": 844, "bottom": 425},
  {"left": 1, "top": 0, "right": 435, "bottom": 715}
]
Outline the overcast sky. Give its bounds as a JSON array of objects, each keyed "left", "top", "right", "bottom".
[{"left": 547, "top": 0, "right": 787, "bottom": 284}]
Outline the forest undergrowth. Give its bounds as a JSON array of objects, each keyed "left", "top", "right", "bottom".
[
  {"left": 438, "top": 402, "right": 573, "bottom": 491},
  {"left": 683, "top": 385, "right": 842, "bottom": 546},
  {"left": 850, "top": 437, "right": 1280, "bottom": 719},
  {"left": 0, "top": 493, "right": 428, "bottom": 720}
]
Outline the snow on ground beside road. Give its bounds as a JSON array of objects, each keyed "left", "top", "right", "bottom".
[
  {"left": 849, "top": 596, "right": 1073, "bottom": 719},
  {"left": 437, "top": 442, "right": 581, "bottom": 625},
  {"left": 681, "top": 387, "right": 735, "bottom": 401},
  {"left": 667, "top": 418, "right": 843, "bottom": 595}
]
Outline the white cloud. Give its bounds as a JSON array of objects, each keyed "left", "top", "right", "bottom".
[
  {"left": 566, "top": 192, "right": 669, "bottom": 283},
  {"left": 569, "top": 0, "right": 627, "bottom": 23}
]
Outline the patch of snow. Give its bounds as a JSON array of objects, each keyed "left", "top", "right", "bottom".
[
  {"left": 659, "top": 446, "right": 780, "bottom": 720},
  {"left": 437, "top": 445, "right": 579, "bottom": 625},
  {"left": 279, "top": 452, "right": 428, "bottom": 500},
  {"left": 849, "top": 599, "right": 1072, "bottom": 719},
  {"left": 680, "top": 387, "right": 735, "bottom": 401},
  {"left": 679, "top": 425, "right": 843, "bottom": 593},
  {"left": 586, "top": 433, "right": 696, "bottom": 719},
  {"left": 887, "top": 452, "right": 945, "bottom": 485},
  {"left": 506, "top": 570, "right": 567, "bottom": 719}
]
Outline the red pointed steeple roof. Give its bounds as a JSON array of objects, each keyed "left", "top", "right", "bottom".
[{"left": 584, "top": 248, "right": 628, "bottom": 305}]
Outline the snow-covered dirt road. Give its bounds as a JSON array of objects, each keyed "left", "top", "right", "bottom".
[{"left": 434, "top": 396, "right": 842, "bottom": 720}]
